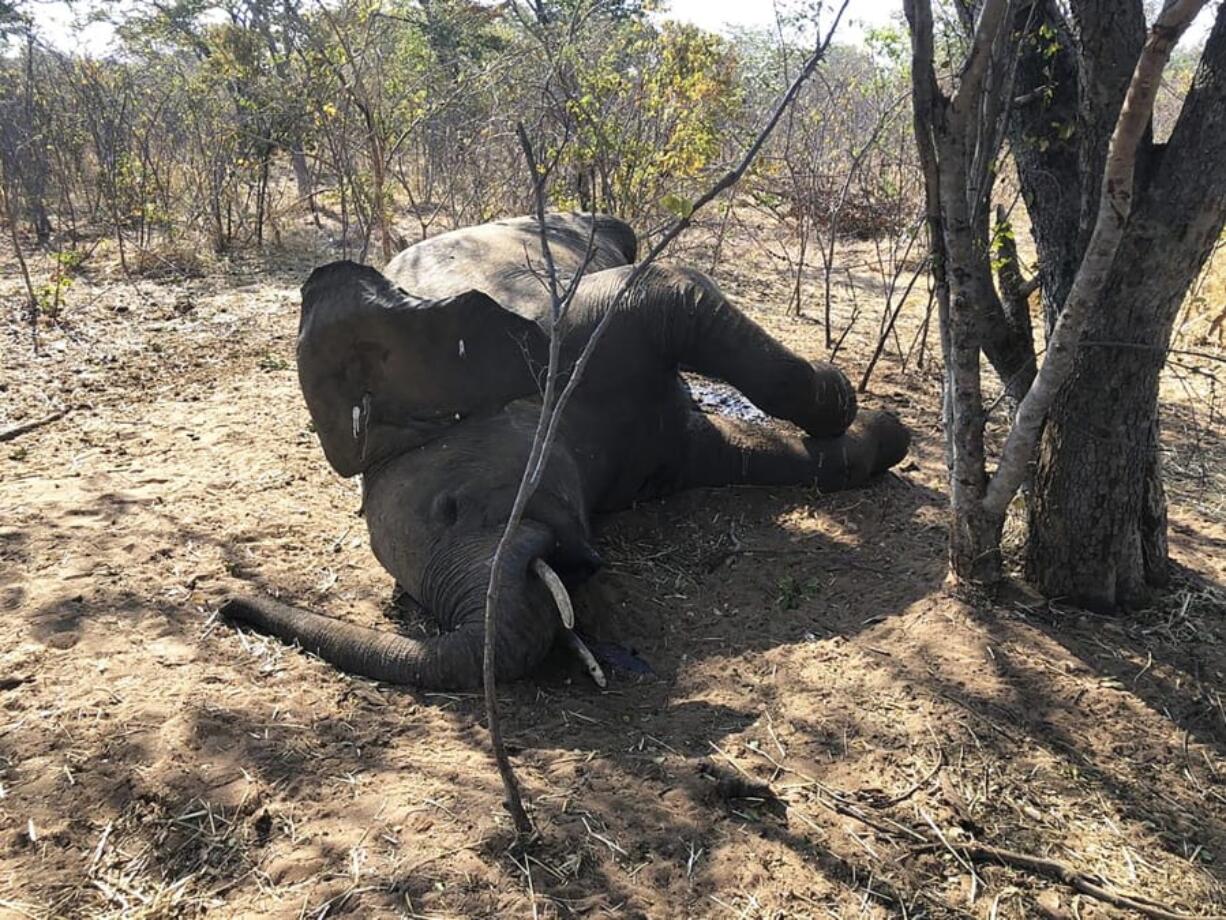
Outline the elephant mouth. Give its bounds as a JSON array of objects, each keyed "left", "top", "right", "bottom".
[
  {"left": 527, "top": 517, "right": 608, "bottom": 688},
  {"left": 530, "top": 556, "right": 606, "bottom": 688},
  {"left": 359, "top": 402, "right": 467, "bottom": 453}
]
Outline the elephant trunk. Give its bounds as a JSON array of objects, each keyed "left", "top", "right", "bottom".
[{"left": 221, "top": 521, "right": 559, "bottom": 690}]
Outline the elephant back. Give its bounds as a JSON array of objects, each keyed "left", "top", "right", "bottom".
[{"left": 384, "top": 213, "right": 637, "bottom": 322}]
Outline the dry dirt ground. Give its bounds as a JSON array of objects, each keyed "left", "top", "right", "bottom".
[{"left": 1, "top": 224, "right": 1224, "bottom": 919}]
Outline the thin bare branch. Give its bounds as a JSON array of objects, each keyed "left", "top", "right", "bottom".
[
  {"left": 952, "top": 0, "right": 1011, "bottom": 116},
  {"left": 478, "top": 1, "right": 851, "bottom": 841}
]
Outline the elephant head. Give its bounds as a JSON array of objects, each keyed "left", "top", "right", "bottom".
[{"left": 223, "top": 262, "right": 593, "bottom": 690}]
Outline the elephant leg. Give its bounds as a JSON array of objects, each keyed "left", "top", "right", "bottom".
[
  {"left": 655, "top": 266, "right": 857, "bottom": 437},
  {"left": 677, "top": 410, "right": 910, "bottom": 492}
]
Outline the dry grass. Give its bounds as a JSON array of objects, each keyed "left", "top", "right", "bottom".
[{"left": 1179, "top": 241, "right": 1226, "bottom": 349}]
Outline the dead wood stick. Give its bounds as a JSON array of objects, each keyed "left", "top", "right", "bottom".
[
  {"left": 877, "top": 747, "right": 945, "bottom": 807},
  {"left": 752, "top": 739, "right": 1218, "bottom": 919},
  {"left": 739, "top": 743, "right": 927, "bottom": 843},
  {"left": 480, "top": 6, "right": 852, "bottom": 842},
  {"left": 910, "top": 840, "right": 1224, "bottom": 920},
  {"left": 0, "top": 409, "right": 67, "bottom": 443}
]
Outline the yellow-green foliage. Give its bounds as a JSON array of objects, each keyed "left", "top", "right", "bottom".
[{"left": 557, "top": 19, "right": 741, "bottom": 217}]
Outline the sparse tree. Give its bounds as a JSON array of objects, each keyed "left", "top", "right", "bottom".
[{"left": 905, "top": 0, "right": 1226, "bottom": 608}]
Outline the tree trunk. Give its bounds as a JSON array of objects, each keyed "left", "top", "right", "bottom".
[
  {"left": 1026, "top": 332, "right": 1166, "bottom": 609},
  {"left": 1027, "top": 8, "right": 1226, "bottom": 608},
  {"left": 1068, "top": 0, "right": 1146, "bottom": 263},
  {"left": 1007, "top": 1, "right": 1081, "bottom": 329},
  {"left": 907, "top": 0, "right": 1218, "bottom": 603},
  {"left": 291, "top": 147, "right": 312, "bottom": 203},
  {"left": 20, "top": 31, "right": 51, "bottom": 244}
]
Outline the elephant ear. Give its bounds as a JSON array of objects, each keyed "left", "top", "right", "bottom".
[{"left": 297, "top": 260, "right": 547, "bottom": 477}]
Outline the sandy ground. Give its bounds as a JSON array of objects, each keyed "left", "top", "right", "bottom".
[{"left": 0, "top": 223, "right": 1224, "bottom": 919}]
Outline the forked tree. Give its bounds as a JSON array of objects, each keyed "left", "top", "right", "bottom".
[{"left": 905, "top": 0, "right": 1226, "bottom": 609}]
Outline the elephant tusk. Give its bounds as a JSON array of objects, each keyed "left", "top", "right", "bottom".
[
  {"left": 529, "top": 558, "right": 604, "bottom": 687},
  {"left": 531, "top": 557, "right": 574, "bottom": 629},
  {"left": 562, "top": 629, "right": 607, "bottom": 689}
]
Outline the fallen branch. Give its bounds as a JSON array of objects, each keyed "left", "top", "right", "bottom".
[
  {"left": 874, "top": 747, "right": 944, "bottom": 807},
  {"left": 0, "top": 408, "right": 67, "bottom": 443},
  {"left": 915, "top": 840, "right": 1226, "bottom": 920},
  {"left": 743, "top": 741, "right": 1219, "bottom": 919}
]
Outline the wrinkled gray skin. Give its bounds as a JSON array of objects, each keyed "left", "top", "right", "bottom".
[{"left": 222, "top": 213, "right": 910, "bottom": 690}]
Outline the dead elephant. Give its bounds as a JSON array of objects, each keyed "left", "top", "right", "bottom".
[{"left": 222, "top": 213, "right": 910, "bottom": 689}]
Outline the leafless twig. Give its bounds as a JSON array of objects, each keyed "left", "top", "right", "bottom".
[
  {"left": 479, "top": 2, "right": 851, "bottom": 843},
  {"left": 0, "top": 408, "right": 67, "bottom": 443}
]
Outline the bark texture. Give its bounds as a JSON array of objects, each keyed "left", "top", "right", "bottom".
[
  {"left": 1027, "top": 7, "right": 1226, "bottom": 608},
  {"left": 982, "top": 0, "right": 1203, "bottom": 519},
  {"left": 1007, "top": 1, "right": 1082, "bottom": 327},
  {"left": 905, "top": 0, "right": 1018, "bottom": 582},
  {"left": 1068, "top": 0, "right": 1147, "bottom": 263}
]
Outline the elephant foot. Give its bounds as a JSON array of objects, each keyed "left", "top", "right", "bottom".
[
  {"left": 858, "top": 410, "right": 911, "bottom": 476},
  {"left": 799, "top": 361, "right": 858, "bottom": 438},
  {"left": 679, "top": 408, "right": 911, "bottom": 491}
]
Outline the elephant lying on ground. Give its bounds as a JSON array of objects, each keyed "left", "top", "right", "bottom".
[{"left": 222, "top": 213, "right": 910, "bottom": 690}]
